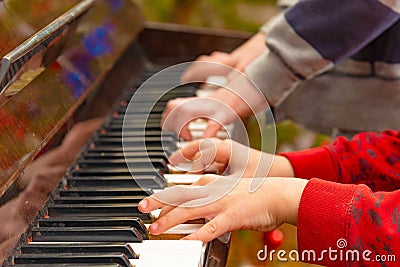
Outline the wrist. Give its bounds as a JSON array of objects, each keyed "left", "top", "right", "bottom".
[
  {"left": 210, "top": 88, "right": 253, "bottom": 119},
  {"left": 271, "top": 178, "right": 308, "bottom": 226},
  {"left": 231, "top": 32, "right": 267, "bottom": 69},
  {"left": 211, "top": 74, "right": 268, "bottom": 120},
  {"left": 268, "top": 155, "right": 295, "bottom": 177}
]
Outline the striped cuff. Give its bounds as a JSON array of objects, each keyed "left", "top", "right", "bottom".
[{"left": 245, "top": 49, "right": 300, "bottom": 106}]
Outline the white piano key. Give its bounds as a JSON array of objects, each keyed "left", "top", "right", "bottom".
[
  {"left": 196, "top": 88, "right": 216, "bottom": 97},
  {"left": 144, "top": 223, "right": 202, "bottom": 235},
  {"left": 206, "top": 75, "right": 228, "bottom": 86},
  {"left": 150, "top": 209, "right": 161, "bottom": 219},
  {"left": 129, "top": 240, "right": 203, "bottom": 267},
  {"left": 29, "top": 240, "right": 205, "bottom": 267},
  {"left": 188, "top": 120, "right": 234, "bottom": 140},
  {"left": 167, "top": 163, "right": 193, "bottom": 173},
  {"left": 188, "top": 120, "right": 209, "bottom": 131},
  {"left": 196, "top": 75, "right": 227, "bottom": 97},
  {"left": 164, "top": 174, "right": 203, "bottom": 184}
]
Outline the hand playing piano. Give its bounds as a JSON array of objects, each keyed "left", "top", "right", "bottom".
[
  {"left": 180, "top": 32, "right": 267, "bottom": 83},
  {"left": 162, "top": 72, "right": 269, "bottom": 140},
  {"left": 169, "top": 138, "right": 294, "bottom": 177},
  {"left": 139, "top": 176, "right": 308, "bottom": 243}
]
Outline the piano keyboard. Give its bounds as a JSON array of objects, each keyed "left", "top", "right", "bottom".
[{"left": 7, "top": 67, "right": 230, "bottom": 267}]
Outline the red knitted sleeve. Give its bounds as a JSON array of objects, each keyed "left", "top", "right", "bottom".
[
  {"left": 281, "top": 129, "right": 400, "bottom": 191},
  {"left": 297, "top": 178, "right": 400, "bottom": 266}
]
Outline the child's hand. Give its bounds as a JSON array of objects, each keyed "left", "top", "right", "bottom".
[
  {"left": 169, "top": 138, "right": 294, "bottom": 178},
  {"left": 138, "top": 176, "right": 308, "bottom": 243}
]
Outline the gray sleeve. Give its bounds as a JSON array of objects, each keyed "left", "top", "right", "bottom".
[
  {"left": 246, "top": 13, "right": 333, "bottom": 106},
  {"left": 245, "top": 49, "right": 300, "bottom": 107}
]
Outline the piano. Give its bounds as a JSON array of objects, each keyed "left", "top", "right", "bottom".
[{"left": 0, "top": 0, "right": 251, "bottom": 266}]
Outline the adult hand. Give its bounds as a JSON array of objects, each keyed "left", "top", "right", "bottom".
[
  {"left": 138, "top": 176, "right": 308, "bottom": 243},
  {"left": 169, "top": 138, "right": 294, "bottom": 178},
  {"left": 181, "top": 32, "right": 267, "bottom": 83},
  {"left": 161, "top": 72, "right": 269, "bottom": 140}
]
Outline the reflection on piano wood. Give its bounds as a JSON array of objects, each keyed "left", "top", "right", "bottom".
[{"left": 0, "top": 0, "right": 251, "bottom": 266}]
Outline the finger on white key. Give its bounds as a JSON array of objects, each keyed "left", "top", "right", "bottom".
[
  {"left": 151, "top": 184, "right": 210, "bottom": 206},
  {"left": 202, "top": 120, "right": 223, "bottom": 139},
  {"left": 183, "top": 215, "right": 230, "bottom": 244},
  {"left": 145, "top": 223, "right": 202, "bottom": 235}
]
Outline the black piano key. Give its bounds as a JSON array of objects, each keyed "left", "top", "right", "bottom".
[
  {"left": 66, "top": 175, "right": 166, "bottom": 189},
  {"left": 133, "top": 84, "right": 197, "bottom": 93},
  {"left": 87, "top": 146, "right": 166, "bottom": 154},
  {"left": 76, "top": 158, "right": 169, "bottom": 172},
  {"left": 95, "top": 136, "right": 177, "bottom": 145},
  {"left": 20, "top": 243, "right": 137, "bottom": 259},
  {"left": 31, "top": 227, "right": 143, "bottom": 243},
  {"left": 110, "top": 118, "right": 161, "bottom": 125},
  {"left": 116, "top": 104, "right": 165, "bottom": 114},
  {"left": 143, "top": 89, "right": 197, "bottom": 96},
  {"left": 112, "top": 113, "right": 162, "bottom": 121},
  {"left": 115, "top": 102, "right": 167, "bottom": 112},
  {"left": 59, "top": 188, "right": 152, "bottom": 197},
  {"left": 92, "top": 144, "right": 176, "bottom": 155},
  {"left": 47, "top": 203, "right": 151, "bottom": 220},
  {"left": 101, "top": 124, "right": 161, "bottom": 132},
  {"left": 136, "top": 88, "right": 196, "bottom": 96},
  {"left": 71, "top": 167, "right": 164, "bottom": 178},
  {"left": 98, "top": 130, "right": 176, "bottom": 139},
  {"left": 122, "top": 94, "right": 194, "bottom": 104},
  {"left": 71, "top": 170, "right": 164, "bottom": 179},
  {"left": 91, "top": 141, "right": 176, "bottom": 153},
  {"left": 38, "top": 217, "right": 147, "bottom": 239},
  {"left": 14, "top": 253, "right": 132, "bottom": 267},
  {"left": 99, "top": 132, "right": 179, "bottom": 142},
  {"left": 109, "top": 121, "right": 162, "bottom": 129},
  {"left": 82, "top": 151, "right": 168, "bottom": 161},
  {"left": 53, "top": 196, "right": 144, "bottom": 204}
]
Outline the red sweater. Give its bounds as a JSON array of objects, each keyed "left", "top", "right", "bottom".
[{"left": 281, "top": 129, "right": 400, "bottom": 266}]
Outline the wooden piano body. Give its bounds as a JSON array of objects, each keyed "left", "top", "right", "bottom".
[{"left": 0, "top": 0, "right": 251, "bottom": 266}]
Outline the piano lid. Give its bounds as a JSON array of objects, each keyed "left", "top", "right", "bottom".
[{"left": 0, "top": 0, "right": 144, "bottom": 197}]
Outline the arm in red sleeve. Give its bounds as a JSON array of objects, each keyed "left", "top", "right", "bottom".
[
  {"left": 280, "top": 129, "right": 400, "bottom": 191},
  {"left": 298, "top": 178, "right": 400, "bottom": 266}
]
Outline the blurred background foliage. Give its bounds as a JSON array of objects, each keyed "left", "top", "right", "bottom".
[
  {"left": 134, "top": 0, "right": 279, "bottom": 32},
  {"left": 132, "top": 1, "right": 329, "bottom": 266}
]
